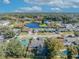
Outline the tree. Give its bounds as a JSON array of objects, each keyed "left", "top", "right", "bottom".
[
  {"left": 66, "top": 46, "right": 78, "bottom": 59},
  {"left": 62, "top": 16, "right": 70, "bottom": 23},
  {"left": 0, "top": 41, "right": 9, "bottom": 58},
  {"left": 4, "top": 30, "right": 15, "bottom": 39},
  {"left": 4, "top": 39, "right": 27, "bottom": 58},
  {"left": 40, "top": 16, "right": 45, "bottom": 24},
  {"left": 74, "top": 31, "right": 79, "bottom": 36},
  {"left": 76, "top": 46, "right": 79, "bottom": 57},
  {"left": 0, "top": 26, "right": 15, "bottom": 39},
  {"left": 46, "top": 38, "right": 64, "bottom": 59}
]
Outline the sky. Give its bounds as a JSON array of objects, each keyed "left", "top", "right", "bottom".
[{"left": 0, "top": 0, "right": 79, "bottom": 13}]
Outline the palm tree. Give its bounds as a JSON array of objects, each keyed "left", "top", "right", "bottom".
[
  {"left": 76, "top": 46, "right": 79, "bottom": 59},
  {"left": 46, "top": 38, "right": 64, "bottom": 59},
  {"left": 66, "top": 46, "right": 78, "bottom": 59},
  {"left": 66, "top": 47, "right": 72, "bottom": 59}
]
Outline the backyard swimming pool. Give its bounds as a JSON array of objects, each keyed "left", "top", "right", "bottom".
[
  {"left": 20, "top": 39, "right": 29, "bottom": 47},
  {"left": 16, "top": 36, "right": 30, "bottom": 47}
]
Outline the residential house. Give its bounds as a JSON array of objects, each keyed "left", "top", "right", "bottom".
[
  {"left": 64, "top": 36, "right": 79, "bottom": 45},
  {"left": 0, "top": 20, "right": 10, "bottom": 26}
]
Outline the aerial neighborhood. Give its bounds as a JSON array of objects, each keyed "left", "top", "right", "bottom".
[{"left": 0, "top": 13, "right": 79, "bottom": 59}]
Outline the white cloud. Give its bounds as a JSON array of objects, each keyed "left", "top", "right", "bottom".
[
  {"left": 49, "top": 0, "right": 79, "bottom": 8},
  {"left": 51, "top": 8, "right": 61, "bottom": 11},
  {"left": 24, "top": 0, "right": 79, "bottom": 8},
  {"left": 3, "top": 0, "right": 10, "bottom": 4},
  {"left": 15, "top": 6, "right": 42, "bottom": 13},
  {"left": 24, "top": 0, "right": 50, "bottom": 5},
  {"left": 51, "top": 8, "right": 62, "bottom": 12}
]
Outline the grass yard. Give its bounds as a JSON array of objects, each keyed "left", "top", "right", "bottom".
[{"left": 61, "top": 31, "right": 74, "bottom": 36}]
